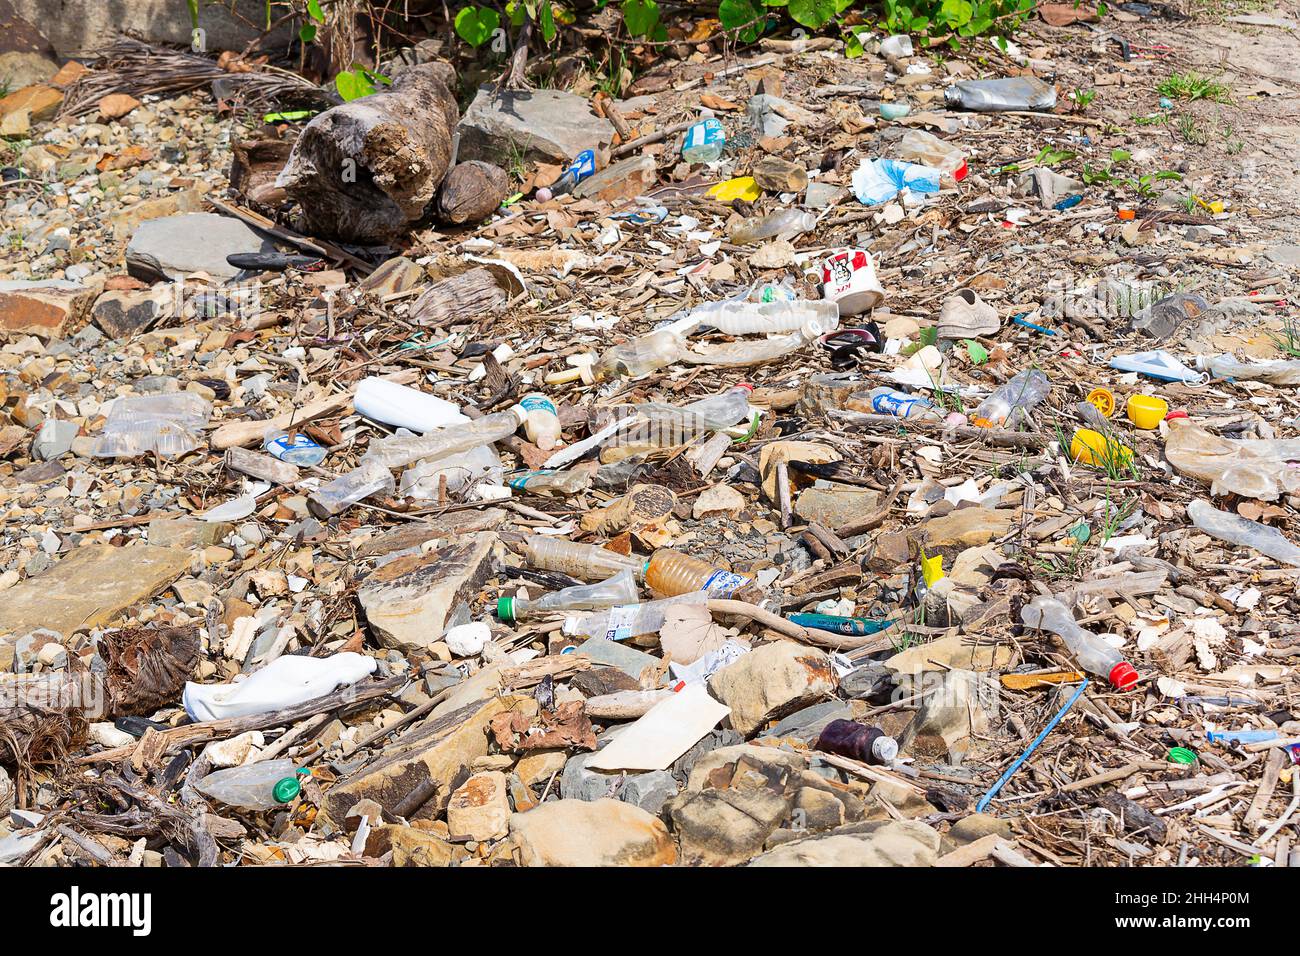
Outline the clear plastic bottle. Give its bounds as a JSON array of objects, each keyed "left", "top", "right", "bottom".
[
  {"left": 867, "top": 386, "right": 941, "bottom": 420},
  {"left": 682, "top": 117, "right": 726, "bottom": 163},
  {"left": 194, "top": 759, "right": 301, "bottom": 810},
  {"left": 944, "top": 77, "right": 1058, "bottom": 112},
  {"left": 400, "top": 443, "right": 503, "bottom": 499},
  {"left": 814, "top": 719, "right": 899, "bottom": 764},
  {"left": 971, "top": 370, "right": 1051, "bottom": 428},
  {"left": 1205, "top": 355, "right": 1300, "bottom": 387},
  {"left": 498, "top": 568, "right": 640, "bottom": 622},
  {"left": 508, "top": 469, "right": 592, "bottom": 495},
  {"left": 727, "top": 208, "right": 818, "bottom": 245},
  {"left": 679, "top": 320, "right": 832, "bottom": 368},
  {"left": 638, "top": 384, "right": 755, "bottom": 434},
  {"left": 308, "top": 459, "right": 396, "bottom": 518},
  {"left": 702, "top": 299, "right": 840, "bottom": 336},
  {"left": 645, "top": 549, "right": 759, "bottom": 601},
  {"left": 91, "top": 393, "right": 212, "bottom": 459},
  {"left": 519, "top": 393, "right": 561, "bottom": 450},
  {"left": 562, "top": 590, "right": 710, "bottom": 641},
  {"left": 592, "top": 329, "right": 686, "bottom": 382},
  {"left": 523, "top": 536, "right": 646, "bottom": 581},
  {"left": 1187, "top": 499, "right": 1300, "bottom": 567},
  {"left": 364, "top": 405, "right": 527, "bottom": 469},
  {"left": 1020, "top": 595, "right": 1138, "bottom": 690},
  {"left": 894, "top": 129, "right": 967, "bottom": 183},
  {"left": 1165, "top": 417, "right": 1300, "bottom": 501}
]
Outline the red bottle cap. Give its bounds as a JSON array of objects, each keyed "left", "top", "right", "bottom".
[
  {"left": 1164, "top": 409, "right": 1189, "bottom": 422},
  {"left": 953, "top": 160, "right": 969, "bottom": 182},
  {"left": 735, "top": 383, "right": 754, "bottom": 393},
  {"left": 1109, "top": 661, "right": 1139, "bottom": 691}
]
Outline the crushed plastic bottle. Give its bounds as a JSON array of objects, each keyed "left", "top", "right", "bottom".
[
  {"left": 696, "top": 299, "right": 840, "bottom": 336},
  {"left": 307, "top": 459, "right": 396, "bottom": 518},
  {"left": 727, "top": 208, "right": 817, "bottom": 245},
  {"left": 523, "top": 536, "right": 646, "bottom": 581},
  {"left": 682, "top": 117, "right": 726, "bottom": 163},
  {"left": 894, "top": 129, "right": 968, "bottom": 183},
  {"left": 1203, "top": 355, "right": 1300, "bottom": 387},
  {"left": 519, "top": 393, "right": 561, "bottom": 450},
  {"left": 645, "top": 548, "right": 760, "bottom": 601},
  {"left": 1164, "top": 416, "right": 1300, "bottom": 501},
  {"left": 365, "top": 405, "right": 528, "bottom": 469},
  {"left": 679, "top": 320, "right": 831, "bottom": 368},
  {"left": 90, "top": 393, "right": 211, "bottom": 459},
  {"left": 944, "top": 77, "right": 1058, "bottom": 112},
  {"left": 194, "top": 759, "right": 301, "bottom": 810},
  {"left": 563, "top": 591, "right": 711, "bottom": 641},
  {"left": 498, "top": 568, "right": 640, "bottom": 622},
  {"left": 507, "top": 468, "right": 592, "bottom": 495},
  {"left": 971, "top": 369, "right": 1051, "bottom": 428},
  {"left": 592, "top": 328, "right": 686, "bottom": 382},
  {"left": 400, "top": 443, "right": 503, "bottom": 499},
  {"left": 1020, "top": 595, "right": 1138, "bottom": 690},
  {"left": 1187, "top": 499, "right": 1300, "bottom": 567},
  {"left": 866, "top": 386, "right": 941, "bottom": 420}
]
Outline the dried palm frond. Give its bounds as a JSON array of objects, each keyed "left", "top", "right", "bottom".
[{"left": 58, "top": 38, "right": 338, "bottom": 118}]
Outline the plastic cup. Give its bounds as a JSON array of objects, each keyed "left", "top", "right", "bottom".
[
  {"left": 1127, "top": 394, "right": 1168, "bottom": 430},
  {"left": 820, "top": 248, "right": 884, "bottom": 316}
]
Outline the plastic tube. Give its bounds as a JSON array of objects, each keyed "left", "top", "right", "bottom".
[{"left": 354, "top": 378, "right": 468, "bottom": 432}]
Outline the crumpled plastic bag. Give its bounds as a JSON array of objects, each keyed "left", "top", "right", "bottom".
[
  {"left": 851, "top": 157, "right": 942, "bottom": 206},
  {"left": 91, "top": 392, "right": 211, "bottom": 459},
  {"left": 1165, "top": 417, "right": 1300, "bottom": 501}
]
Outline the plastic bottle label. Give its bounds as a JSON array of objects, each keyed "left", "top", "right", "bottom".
[
  {"left": 507, "top": 469, "right": 554, "bottom": 489},
  {"left": 871, "top": 391, "right": 929, "bottom": 417},
  {"left": 520, "top": 395, "right": 557, "bottom": 415},
  {"left": 685, "top": 119, "right": 725, "bottom": 152},
  {"left": 562, "top": 150, "right": 596, "bottom": 186},
  {"left": 603, "top": 604, "right": 637, "bottom": 642},
  {"left": 701, "top": 568, "right": 751, "bottom": 597},
  {"left": 266, "top": 432, "right": 322, "bottom": 459}
]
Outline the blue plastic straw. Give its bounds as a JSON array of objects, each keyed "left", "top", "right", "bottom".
[{"left": 975, "top": 679, "right": 1089, "bottom": 813}]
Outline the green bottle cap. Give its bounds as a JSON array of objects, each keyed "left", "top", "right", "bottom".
[
  {"left": 273, "top": 775, "right": 302, "bottom": 803},
  {"left": 1167, "top": 747, "right": 1198, "bottom": 765},
  {"left": 497, "top": 596, "right": 515, "bottom": 622}
]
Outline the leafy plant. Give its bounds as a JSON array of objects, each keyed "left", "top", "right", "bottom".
[
  {"left": 1177, "top": 113, "right": 1208, "bottom": 146},
  {"left": 1267, "top": 316, "right": 1300, "bottom": 359},
  {"left": 454, "top": 4, "right": 501, "bottom": 45},
  {"left": 335, "top": 65, "right": 391, "bottom": 101},
  {"left": 1157, "top": 71, "right": 1230, "bottom": 102},
  {"left": 1071, "top": 87, "right": 1096, "bottom": 111}
]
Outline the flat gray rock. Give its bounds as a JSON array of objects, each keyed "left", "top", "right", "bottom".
[
  {"left": 125, "top": 213, "right": 275, "bottom": 282},
  {"left": 456, "top": 85, "right": 614, "bottom": 166}
]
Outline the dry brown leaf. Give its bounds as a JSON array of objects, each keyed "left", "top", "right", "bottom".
[
  {"left": 700, "top": 93, "right": 742, "bottom": 111},
  {"left": 659, "top": 603, "right": 740, "bottom": 666}
]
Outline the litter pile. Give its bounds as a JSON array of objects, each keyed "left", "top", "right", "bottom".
[{"left": 2, "top": 2, "right": 1300, "bottom": 868}]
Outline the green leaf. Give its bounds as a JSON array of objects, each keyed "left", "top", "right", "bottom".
[
  {"left": 307, "top": 0, "right": 325, "bottom": 22},
  {"left": 454, "top": 5, "right": 501, "bottom": 46},
  {"left": 910, "top": 15, "right": 929, "bottom": 30},
  {"left": 789, "top": 0, "right": 837, "bottom": 27},
  {"left": 719, "top": 0, "right": 763, "bottom": 40},
  {"left": 1110, "top": 147, "right": 1131, "bottom": 163},
  {"left": 622, "top": 0, "right": 660, "bottom": 37},
  {"left": 299, "top": 23, "right": 317, "bottom": 42},
  {"left": 506, "top": 1, "right": 527, "bottom": 25},
  {"left": 763, "top": 0, "right": 789, "bottom": 6},
  {"left": 186, "top": 0, "right": 199, "bottom": 30},
  {"left": 844, "top": 30, "right": 864, "bottom": 58},
  {"left": 335, "top": 67, "right": 376, "bottom": 102},
  {"left": 539, "top": 0, "right": 557, "bottom": 41}
]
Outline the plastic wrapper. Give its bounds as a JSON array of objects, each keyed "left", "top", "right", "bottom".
[
  {"left": 1164, "top": 417, "right": 1300, "bottom": 501},
  {"left": 91, "top": 393, "right": 211, "bottom": 459}
]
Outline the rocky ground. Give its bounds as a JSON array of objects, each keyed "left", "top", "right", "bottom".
[{"left": 0, "top": 0, "right": 1299, "bottom": 868}]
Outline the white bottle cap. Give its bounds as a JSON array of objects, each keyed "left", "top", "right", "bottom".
[{"left": 872, "top": 735, "right": 899, "bottom": 764}]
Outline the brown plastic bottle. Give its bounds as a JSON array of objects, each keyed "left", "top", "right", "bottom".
[
  {"left": 814, "top": 719, "right": 898, "bottom": 765},
  {"left": 644, "top": 549, "right": 760, "bottom": 601}
]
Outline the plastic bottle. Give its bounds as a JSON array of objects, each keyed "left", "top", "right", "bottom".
[
  {"left": 354, "top": 377, "right": 468, "bottom": 432},
  {"left": 365, "top": 405, "right": 528, "bottom": 469},
  {"left": 263, "top": 428, "right": 327, "bottom": 466},
  {"left": 592, "top": 329, "right": 686, "bottom": 382},
  {"left": 727, "top": 208, "right": 818, "bottom": 245},
  {"left": 1020, "top": 595, "right": 1138, "bottom": 690},
  {"left": 194, "top": 759, "right": 302, "bottom": 810},
  {"left": 894, "top": 129, "right": 968, "bottom": 183},
  {"left": 971, "top": 369, "right": 1050, "bottom": 428},
  {"left": 519, "top": 393, "right": 561, "bottom": 450},
  {"left": 546, "top": 148, "right": 596, "bottom": 198},
  {"left": 498, "top": 568, "right": 640, "bottom": 622},
  {"left": 1204, "top": 355, "right": 1300, "bottom": 387},
  {"left": 400, "top": 443, "right": 503, "bottom": 499},
  {"left": 1164, "top": 416, "right": 1300, "bottom": 501},
  {"left": 867, "top": 386, "right": 941, "bottom": 420},
  {"left": 944, "top": 77, "right": 1058, "bottom": 112},
  {"left": 90, "top": 392, "right": 212, "bottom": 459},
  {"left": 679, "top": 320, "right": 831, "bottom": 368},
  {"left": 814, "top": 719, "right": 899, "bottom": 764},
  {"left": 508, "top": 469, "right": 592, "bottom": 495},
  {"left": 562, "top": 591, "right": 711, "bottom": 641},
  {"left": 307, "top": 459, "right": 396, "bottom": 518},
  {"left": 701, "top": 299, "right": 840, "bottom": 336},
  {"left": 682, "top": 117, "right": 726, "bottom": 163},
  {"left": 523, "top": 536, "right": 646, "bottom": 581},
  {"left": 638, "top": 384, "right": 755, "bottom": 435},
  {"left": 645, "top": 549, "right": 759, "bottom": 601},
  {"left": 1187, "top": 499, "right": 1300, "bottom": 567}
]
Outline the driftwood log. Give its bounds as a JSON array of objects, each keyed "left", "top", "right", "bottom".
[
  {"left": 276, "top": 62, "right": 460, "bottom": 242},
  {"left": 436, "top": 161, "right": 511, "bottom": 225}
]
